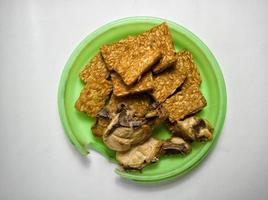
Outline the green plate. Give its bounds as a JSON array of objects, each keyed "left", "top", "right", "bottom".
[{"left": 58, "top": 17, "right": 227, "bottom": 182}]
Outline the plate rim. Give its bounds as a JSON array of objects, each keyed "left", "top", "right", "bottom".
[{"left": 58, "top": 16, "right": 227, "bottom": 181}]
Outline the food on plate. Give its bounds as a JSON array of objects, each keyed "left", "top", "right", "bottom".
[
  {"left": 145, "top": 102, "right": 168, "bottom": 126},
  {"left": 107, "top": 94, "right": 151, "bottom": 118},
  {"left": 116, "top": 137, "right": 163, "bottom": 170},
  {"left": 141, "top": 23, "right": 176, "bottom": 74},
  {"left": 116, "top": 136, "right": 191, "bottom": 170},
  {"left": 177, "top": 50, "right": 201, "bottom": 90},
  {"left": 75, "top": 23, "right": 213, "bottom": 170},
  {"left": 79, "top": 53, "right": 110, "bottom": 83},
  {"left": 91, "top": 108, "right": 111, "bottom": 137},
  {"left": 163, "top": 85, "right": 207, "bottom": 122},
  {"left": 161, "top": 137, "right": 191, "bottom": 155},
  {"left": 193, "top": 118, "right": 214, "bottom": 141},
  {"left": 101, "top": 23, "right": 176, "bottom": 85},
  {"left": 111, "top": 72, "right": 153, "bottom": 97},
  {"left": 151, "top": 56, "right": 186, "bottom": 103},
  {"left": 101, "top": 42, "right": 161, "bottom": 85},
  {"left": 102, "top": 105, "right": 152, "bottom": 152},
  {"left": 167, "top": 116, "right": 214, "bottom": 142},
  {"left": 75, "top": 79, "right": 112, "bottom": 117}
]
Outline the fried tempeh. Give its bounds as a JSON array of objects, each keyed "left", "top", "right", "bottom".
[
  {"left": 75, "top": 79, "right": 112, "bottom": 117},
  {"left": 151, "top": 57, "right": 186, "bottom": 103},
  {"left": 163, "top": 85, "right": 207, "bottom": 122},
  {"left": 101, "top": 23, "right": 176, "bottom": 85},
  {"left": 142, "top": 23, "right": 176, "bottom": 73},
  {"left": 79, "top": 53, "right": 110, "bottom": 83},
  {"left": 101, "top": 38, "right": 161, "bottom": 85},
  {"left": 112, "top": 72, "right": 153, "bottom": 97},
  {"left": 177, "top": 50, "right": 201, "bottom": 89}
]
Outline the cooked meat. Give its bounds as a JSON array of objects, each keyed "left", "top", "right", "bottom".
[
  {"left": 117, "top": 104, "right": 146, "bottom": 128},
  {"left": 167, "top": 117, "right": 197, "bottom": 141},
  {"left": 167, "top": 116, "right": 214, "bottom": 142},
  {"left": 116, "top": 136, "right": 191, "bottom": 170},
  {"left": 145, "top": 102, "right": 168, "bottom": 126},
  {"left": 116, "top": 137, "right": 163, "bottom": 170},
  {"left": 107, "top": 94, "right": 151, "bottom": 118},
  {"left": 161, "top": 137, "right": 191, "bottom": 155},
  {"left": 193, "top": 118, "right": 214, "bottom": 141},
  {"left": 96, "top": 108, "right": 111, "bottom": 119},
  {"left": 103, "top": 124, "right": 152, "bottom": 152},
  {"left": 102, "top": 106, "right": 152, "bottom": 152}
]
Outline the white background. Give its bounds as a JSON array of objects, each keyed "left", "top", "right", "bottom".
[{"left": 1, "top": 0, "right": 268, "bottom": 199}]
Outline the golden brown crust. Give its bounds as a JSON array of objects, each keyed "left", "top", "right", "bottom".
[
  {"left": 79, "top": 53, "right": 110, "bottom": 83},
  {"left": 152, "top": 56, "right": 177, "bottom": 74},
  {"left": 163, "top": 85, "right": 207, "bottom": 122},
  {"left": 151, "top": 57, "right": 186, "bottom": 103},
  {"left": 75, "top": 79, "right": 113, "bottom": 117},
  {"left": 112, "top": 72, "right": 153, "bottom": 97},
  {"left": 101, "top": 37, "right": 161, "bottom": 85},
  {"left": 101, "top": 23, "right": 176, "bottom": 85},
  {"left": 177, "top": 50, "right": 201, "bottom": 89},
  {"left": 143, "top": 23, "right": 176, "bottom": 73}
]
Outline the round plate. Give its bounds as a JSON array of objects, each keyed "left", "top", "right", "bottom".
[{"left": 58, "top": 17, "right": 227, "bottom": 182}]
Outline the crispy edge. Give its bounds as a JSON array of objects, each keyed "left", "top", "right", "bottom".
[
  {"left": 101, "top": 36, "right": 161, "bottom": 85},
  {"left": 116, "top": 49, "right": 161, "bottom": 85},
  {"left": 100, "top": 36, "right": 134, "bottom": 71},
  {"left": 144, "top": 23, "right": 176, "bottom": 73},
  {"left": 151, "top": 58, "right": 186, "bottom": 103},
  {"left": 112, "top": 72, "right": 153, "bottom": 97},
  {"left": 177, "top": 50, "right": 201, "bottom": 89},
  {"left": 163, "top": 85, "right": 207, "bottom": 122},
  {"left": 152, "top": 55, "right": 177, "bottom": 74},
  {"left": 101, "top": 23, "right": 176, "bottom": 84},
  {"left": 79, "top": 53, "right": 110, "bottom": 83},
  {"left": 75, "top": 79, "right": 113, "bottom": 117}
]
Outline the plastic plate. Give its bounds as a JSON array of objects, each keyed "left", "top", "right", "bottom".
[{"left": 58, "top": 17, "right": 227, "bottom": 182}]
